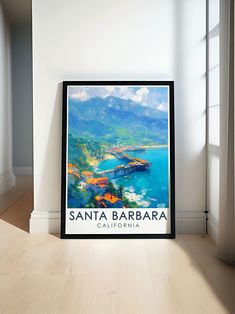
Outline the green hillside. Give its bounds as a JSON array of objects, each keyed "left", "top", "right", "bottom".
[{"left": 68, "top": 134, "right": 106, "bottom": 171}]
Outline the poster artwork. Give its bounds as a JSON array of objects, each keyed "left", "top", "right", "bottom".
[{"left": 61, "top": 81, "right": 175, "bottom": 238}]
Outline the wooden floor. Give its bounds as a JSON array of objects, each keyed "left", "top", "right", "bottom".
[{"left": 0, "top": 176, "right": 235, "bottom": 314}]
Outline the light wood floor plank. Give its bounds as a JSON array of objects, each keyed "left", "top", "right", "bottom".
[
  {"left": 0, "top": 176, "right": 32, "bottom": 215},
  {"left": 0, "top": 177, "right": 234, "bottom": 313},
  {"left": 0, "top": 190, "right": 32, "bottom": 232}
]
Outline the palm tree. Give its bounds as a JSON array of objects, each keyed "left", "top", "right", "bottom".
[
  {"left": 118, "top": 185, "right": 124, "bottom": 198},
  {"left": 108, "top": 181, "right": 116, "bottom": 199}
]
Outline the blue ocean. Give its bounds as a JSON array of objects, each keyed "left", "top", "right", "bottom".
[{"left": 95, "top": 147, "right": 169, "bottom": 208}]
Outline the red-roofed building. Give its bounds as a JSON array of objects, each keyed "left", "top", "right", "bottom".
[
  {"left": 103, "top": 193, "right": 123, "bottom": 208},
  {"left": 95, "top": 193, "right": 123, "bottom": 208},
  {"left": 86, "top": 177, "right": 109, "bottom": 194},
  {"left": 81, "top": 171, "right": 93, "bottom": 180},
  {"left": 87, "top": 177, "right": 108, "bottom": 185}
]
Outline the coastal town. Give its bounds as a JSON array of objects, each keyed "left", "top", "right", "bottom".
[
  {"left": 68, "top": 146, "right": 151, "bottom": 208},
  {"left": 68, "top": 164, "right": 125, "bottom": 208}
]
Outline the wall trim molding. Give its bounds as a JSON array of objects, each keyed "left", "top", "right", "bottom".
[
  {"left": 208, "top": 213, "right": 218, "bottom": 242},
  {"left": 30, "top": 211, "right": 61, "bottom": 234},
  {"left": 30, "top": 210, "right": 206, "bottom": 234},
  {"left": 13, "top": 167, "right": 33, "bottom": 175},
  {"left": 0, "top": 170, "right": 16, "bottom": 195},
  {"left": 176, "top": 210, "right": 206, "bottom": 234}
]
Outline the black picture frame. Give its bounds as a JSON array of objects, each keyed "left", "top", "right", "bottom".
[{"left": 61, "top": 81, "right": 175, "bottom": 239}]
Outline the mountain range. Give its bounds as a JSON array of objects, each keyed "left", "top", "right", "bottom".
[{"left": 68, "top": 96, "right": 168, "bottom": 146}]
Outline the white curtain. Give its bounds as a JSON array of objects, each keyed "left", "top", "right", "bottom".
[{"left": 217, "top": 0, "right": 235, "bottom": 263}]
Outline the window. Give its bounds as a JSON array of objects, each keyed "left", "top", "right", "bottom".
[
  {"left": 208, "top": 0, "right": 220, "bottom": 146},
  {"left": 207, "top": 0, "right": 220, "bottom": 221}
]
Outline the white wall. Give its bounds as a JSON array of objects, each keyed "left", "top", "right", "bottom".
[
  {"left": 30, "top": 0, "right": 206, "bottom": 233},
  {"left": 174, "top": 0, "right": 206, "bottom": 232},
  {"left": 11, "top": 24, "right": 33, "bottom": 175},
  {"left": 0, "top": 2, "right": 15, "bottom": 195}
]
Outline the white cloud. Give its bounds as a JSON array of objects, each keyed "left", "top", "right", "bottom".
[
  {"left": 157, "top": 103, "right": 168, "bottom": 112},
  {"left": 68, "top": 86, "right": 160, "bottom": 108},
  {"left": 136, "top": 87, "right": 149, "bottom": 96},
  {"left": 105, "top": 86, "right": 115, "bottom": 93},
  {"left": 129, "top": 87, "right": 149, "bottom": 103},
  {"left": 119, "top": 86, "right": 129, "bottom": 93},
  {"left": 70, "top": 91, "right": 89, "bottom": 101},
  {"left": 102, "top": 86, "right": 116, "bottom": 98},
  {"left": 131, "top": 94, "right": 143, "bottom": 103},
  {"left": 119, "top": 87, "right": 134, "bottom": 100}
]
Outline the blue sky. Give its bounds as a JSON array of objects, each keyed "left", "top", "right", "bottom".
[{"left": 68, "top": 85, "right": 169, "bottom": 112}]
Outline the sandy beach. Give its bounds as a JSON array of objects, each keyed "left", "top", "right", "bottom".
[
  {"left": 103, "top": 153, "right": 115, "bottom": 160},
  {"left": 141, "top": 144, "right": 168, "bottom": 149}
]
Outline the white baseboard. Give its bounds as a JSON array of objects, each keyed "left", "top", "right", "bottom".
[
  {"left": 208, "top": 213, "right": 218, "bottom": 242},
  {"left": 13, "top": 167, "right": 33, "bottom": 176},
  {"left": 0, "top": 170, "right": 16, "bottom": 195},
  {"left": 30, "top": 211, "right": 61, "bottom": 234},
  {"left": 176, "top": 210, "right": 206, "bottom": 233},
  {"left": 30, "top": 210, "right": 206, "bottom": 234}
]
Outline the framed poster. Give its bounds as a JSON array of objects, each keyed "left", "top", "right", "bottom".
[{"left": 61, "top": 81, "right": 175, "bottom": 239}]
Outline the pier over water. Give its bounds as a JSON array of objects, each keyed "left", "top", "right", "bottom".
[{"left": 97, "top": 148, "right": 151, "bottom": 179}]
